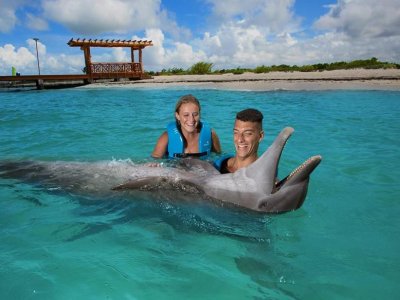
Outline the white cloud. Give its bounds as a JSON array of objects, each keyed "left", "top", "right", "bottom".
[
  {"left": 137, "top": 28, "right": 207, "bottom": 70},
  {"left": 0, "top": 43, "right": 36, "bottom": 75},
  {"left": 314, "top": 0, "right": 400, "bottom": 38},
  {"left": 0, "top": 1, "right": 19, "bottom": 33},
  {"left": 138, "top": 28, "right": 166, "bottom": 69},
  {"left": 202, "top": 32, "right": 222, "bottom": 49},
  {"left": 277, "top": 32, "right": 297, "bottom": 47},
  {"left": 0, "top": 0, "right": 33, "bottom": 33},
  {"left": 42, "top": 0, "right": 148, "bottom": 34},
  {"left": 26, "top": 13, "right": 49, "bottom": 31},
  {"left": 191, "top": 24, "right": 276, "bottom": 68},
  {"left": 178, "top": 0, "right": 307, "bottom": 68},
  {"left": 41, "top": 0, "right": 184, "bottom": 36},
  {"left": 206, "top": 0, "right": 300, "bottom": 34},
  {"left": 44, "top": 53, "right": 84, "bottom": 74},
  {"left": 305, "top": 0, "right": 400, "bottom": 64},
  {"left": 112, "top": 47, "right": 129, "bottom": 62},
  {"left": 192, "top": 0, "right": 400, "bottom": 67},
  {"left": 0, "top": 39, "right": 85, "bottom": 75},
  {"left": 165, "top": 42, "right": 207, "bottom": 68},
  {"left": 27, "top": 38, "right": 47, "bottom": 56}
]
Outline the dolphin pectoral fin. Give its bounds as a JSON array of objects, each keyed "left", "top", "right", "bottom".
[{"left": 111, "top": 177, "right": 162, "bottom": 190}]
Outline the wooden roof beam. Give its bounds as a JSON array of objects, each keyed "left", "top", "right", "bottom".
[{"left": 67, "top": 38, "right": 153, "bottom": 48}]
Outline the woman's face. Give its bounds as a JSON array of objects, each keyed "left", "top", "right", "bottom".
[{"left": 175, "top": 102, "right": 200, "bottom": 134}]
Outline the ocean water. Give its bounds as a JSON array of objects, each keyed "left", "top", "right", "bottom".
[{"left": 0, "top": 87, "right": 399, "bottom": 299}]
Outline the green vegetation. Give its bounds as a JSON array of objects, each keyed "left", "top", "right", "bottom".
[
  {"left": 146, "top": 57, "right": 399, "bottom": 76},
  {"left": 215, "top": 67, "right": 252, "bottom": 75},
  {"left": 253, "top": 57, "right": 399, "bottom": 73},
  {"left": 146, "top": 67, "right": 186, "bottom": 76},
  {"left": 188, "top": 62, "right": 213, "bottom": 74}
]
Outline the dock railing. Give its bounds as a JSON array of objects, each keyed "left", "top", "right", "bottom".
[{"left": 90, "top": 62, "right": 142, "bottom": 79}]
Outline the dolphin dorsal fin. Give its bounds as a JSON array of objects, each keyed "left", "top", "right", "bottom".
[{"left": 244, "top": 127, "right": 294, "bottom": 194}]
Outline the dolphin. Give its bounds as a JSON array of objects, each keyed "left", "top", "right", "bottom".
[
  {"left": 0, "top": 127, "right": 321, "bottom": 213},
  {"left": 112, "top": 127, "right": 322, "bottom": 212}
]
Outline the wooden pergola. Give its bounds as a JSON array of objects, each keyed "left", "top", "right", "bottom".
[{"left": 67, "top": 38, "right": 153, "bottom": 81}]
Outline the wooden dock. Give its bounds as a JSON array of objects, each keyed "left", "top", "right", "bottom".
[
  {"left": 0, "top": 66, "right": 148, "bottom": 90},
  {"left": 0, "top": 74, "right": 89, "bottom": 89},
  {"left": 0, "top": 38, "right": 153, "bottom": 90}
]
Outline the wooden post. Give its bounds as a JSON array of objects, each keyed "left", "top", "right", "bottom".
[
  {"left": 82, "top": 46, "right": 93, "bottom": 83},
  {"left": 131, "top": 48, "right": 135, "bottom": 62},
  {"left": 139, "top": 48, "right": 143, "bottom": 72},
  {"left": 36, "top": 79, "right": 44, "bottom": 90},
  {"left": 131, "top": 48, "right": 135, "bottom": 76},
  {"left": 82, "top": 46, "right": 92, "bottom": 74}
]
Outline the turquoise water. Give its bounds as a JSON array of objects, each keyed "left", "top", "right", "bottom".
[{"left": 0, "top": 87, "right": 399, "bottom": 299}]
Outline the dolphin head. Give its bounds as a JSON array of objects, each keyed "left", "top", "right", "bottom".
[{"left": 257, "top": 154, "right": 322, "bottom": 213}]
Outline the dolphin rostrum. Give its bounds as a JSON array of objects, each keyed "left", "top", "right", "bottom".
[{"left": 0, "top": 127, "right": 321, "bottom": 213}]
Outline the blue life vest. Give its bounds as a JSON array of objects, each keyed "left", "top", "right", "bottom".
[
  {"left": 167, "top": 121, "right": 212, "bottom": 158},
  {"left": 213, "top": 154, "right": 234, "bottom": 172}
]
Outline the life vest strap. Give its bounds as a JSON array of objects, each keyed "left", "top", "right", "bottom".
[{"left": 173, "top": 151, "right": 208, "bottom": 158}]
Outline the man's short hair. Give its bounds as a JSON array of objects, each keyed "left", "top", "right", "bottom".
[{"left": 236, "top": 108, "right": 263, "bottom": 124}]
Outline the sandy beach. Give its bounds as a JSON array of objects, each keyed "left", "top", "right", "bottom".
[{"left": 87, "top": 68, "right": 400, "bottom": 91}]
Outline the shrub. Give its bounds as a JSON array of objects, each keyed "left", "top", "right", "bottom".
[
  {"left": 254, "top": 65, "right": 271, "bottom": 73},
  {"left": 188, "top": 62, "right": 213, "bottom": 74},
  {"left": 232, "top": 67, "right": 246, "bottom": 74},
  {"left": 299, "top": 65, "right": 315, "bottom": 72}
]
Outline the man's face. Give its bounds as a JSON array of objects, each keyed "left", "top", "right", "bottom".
[{"left": 233, "top": 119, "right": 264, "bottom": 159}]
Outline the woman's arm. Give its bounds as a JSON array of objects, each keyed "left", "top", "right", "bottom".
[{"left": 151, "top": 131, "right": 168, "bottom": 158}]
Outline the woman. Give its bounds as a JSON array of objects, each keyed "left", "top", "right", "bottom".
[{"left": 152, "top": 94, "right": 221, "bottom": 158}]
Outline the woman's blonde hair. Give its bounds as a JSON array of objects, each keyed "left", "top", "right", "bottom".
[{"left": 175, "top": 94, "right": 201, "bottom": 115}]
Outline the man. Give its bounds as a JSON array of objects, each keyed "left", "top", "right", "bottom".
[{"left": 215, "top": 108, "right": 264, "bottom": 173}]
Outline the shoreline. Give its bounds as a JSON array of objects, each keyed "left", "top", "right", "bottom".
[{"left": 86, "top": 69, "right": 400, "bottom": 91}]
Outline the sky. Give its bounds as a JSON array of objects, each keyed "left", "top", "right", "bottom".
[{"left": 0, "top": 0, "right": 399, "bottom": 75}]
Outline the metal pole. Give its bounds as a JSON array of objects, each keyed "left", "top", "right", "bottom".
[{"left": 33, "top": 38, "right": 41, "bottom": 75}]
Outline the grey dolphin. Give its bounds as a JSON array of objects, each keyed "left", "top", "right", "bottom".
[
  {"left": 113, "top": 127, "right": 322, "bottom": 213},
  {"left": 0, "top": 127, "right": 321, "bottom": 213}
]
